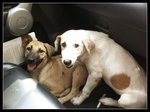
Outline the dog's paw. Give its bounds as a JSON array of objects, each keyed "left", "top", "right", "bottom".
[
  {"left": 99, "top": 97, "right": 118, "bottom": 106},
  {"left": 58, "top": 98, "right": 65, "bottom": 104},
  {"left": 71, "top": 96, "right": 83, "bottom": 105}
]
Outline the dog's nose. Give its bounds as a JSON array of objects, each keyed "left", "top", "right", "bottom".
[
  {"left": 27, "top": 58, "right": 35, "bottom": 64},
  {"left": 63, "top": 59, "right": 72, "bottom": 66}
]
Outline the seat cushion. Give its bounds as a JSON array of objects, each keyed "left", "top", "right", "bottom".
[{"left": 3, "top": 63, "right": 64, "bottom": 109}]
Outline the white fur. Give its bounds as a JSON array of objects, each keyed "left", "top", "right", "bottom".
[{"left": 55, "top": 29, "right": 147, "bottom": 108}]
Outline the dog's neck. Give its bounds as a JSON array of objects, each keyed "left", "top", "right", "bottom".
[
  {"left": 79, "top": 48, "right": 91, "bottom": 63},
  {"left": 31, "top": 69, "right": 41, "bottom": 81},
  {"left": 30, "top": 58, "right": 49, "bottom": 81}
]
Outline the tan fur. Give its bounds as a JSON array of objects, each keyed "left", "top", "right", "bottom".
[
  {"left": 82, "top": 39, "right": 95, "bottom": 54},
  {"left": 54, "top": 36, "right": 61, "bottom": 52},
  {"left": 44, "top": 43, "right": 55, "bottom": 57},
  {"left": 22, "top": 35, "right": 88, "bottom": 104},
  {"left": 110, "top": 74, "right": 130, "bottom": 90}
]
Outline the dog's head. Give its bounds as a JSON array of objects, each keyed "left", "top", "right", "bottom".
[
  {"left": 22, "top": 35, "right": 54, "bottom": 72},
  {"left": 54, "top": 30, "right": 95, "bottom": 68}
]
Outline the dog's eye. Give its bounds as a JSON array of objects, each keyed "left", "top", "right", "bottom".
[
  {"left": 74, "top": 44, "right": 79, "bottom": 48},
  {"left": 61, "top": 42, "right": 66, "bottom": 48},
  {"left": 26, "top": 46, "right": 32, "bottom": 51},
  {"left": 38, "top": 48, "right": 45, "bottom": 53}
]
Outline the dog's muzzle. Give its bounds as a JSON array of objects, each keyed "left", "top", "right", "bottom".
[{"left": 26, "top": 58, "right": 36, "bottom": 64}]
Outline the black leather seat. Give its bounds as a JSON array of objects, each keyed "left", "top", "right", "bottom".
[{"left": 3, "top": 63, "right": 65, "bottom": 109}]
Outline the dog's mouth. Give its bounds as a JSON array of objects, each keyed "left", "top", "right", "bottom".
[
  {"left": 65, "top": 65, "right": 73, "bottom": 68},
  {"left": 27, "top": 64, "right": 37, "bottom": 72},
  {"left": 27, "top": 59, "right": 43, "bottom": 72}
]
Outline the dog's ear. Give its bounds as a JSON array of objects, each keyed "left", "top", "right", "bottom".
[
  {"left": 82, "top": 39, "right": 95, "bottom": 54},
  {"left": 21, "top": 34, "right": 33, "bottom": 49},
  {"left": 44, "top": 43, "right": 55, "bottom": 57},
  {"left": 54, "top": 35, "right": 61, "bottom": 52}
]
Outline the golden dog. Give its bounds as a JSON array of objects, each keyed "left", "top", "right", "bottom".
[{"left": 21, "top": 35, "right": 88, "bottom": 104}]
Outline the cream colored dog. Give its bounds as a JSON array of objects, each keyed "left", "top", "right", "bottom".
[
  {"left": 54, "top": 29, "right": 147, "bottom": 108},
  {"left": 22, "top": 34, "right": 88, "bottom": 104}
]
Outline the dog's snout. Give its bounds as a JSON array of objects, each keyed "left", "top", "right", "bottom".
[
  {"left": 63, "top": 59, "right": 72, "bottom": 66},
  {"left": 27, "top": 58, "right": 35, "bottom": 64}
]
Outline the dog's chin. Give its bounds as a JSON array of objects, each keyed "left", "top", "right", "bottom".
[
  {"left": 66, "top": 66, "right": 73, "bottom": 68},
  {"left": 65, "top": 65, "right": 73, "bottom": 68}
]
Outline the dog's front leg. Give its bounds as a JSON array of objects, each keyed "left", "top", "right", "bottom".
[{"left": 71, "top": 71, "right": 102, "bottom": 105}]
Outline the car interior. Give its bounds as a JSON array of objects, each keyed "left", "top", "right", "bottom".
[{"left": 3, "top": 3, "right": 147, "bottom": 109}]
